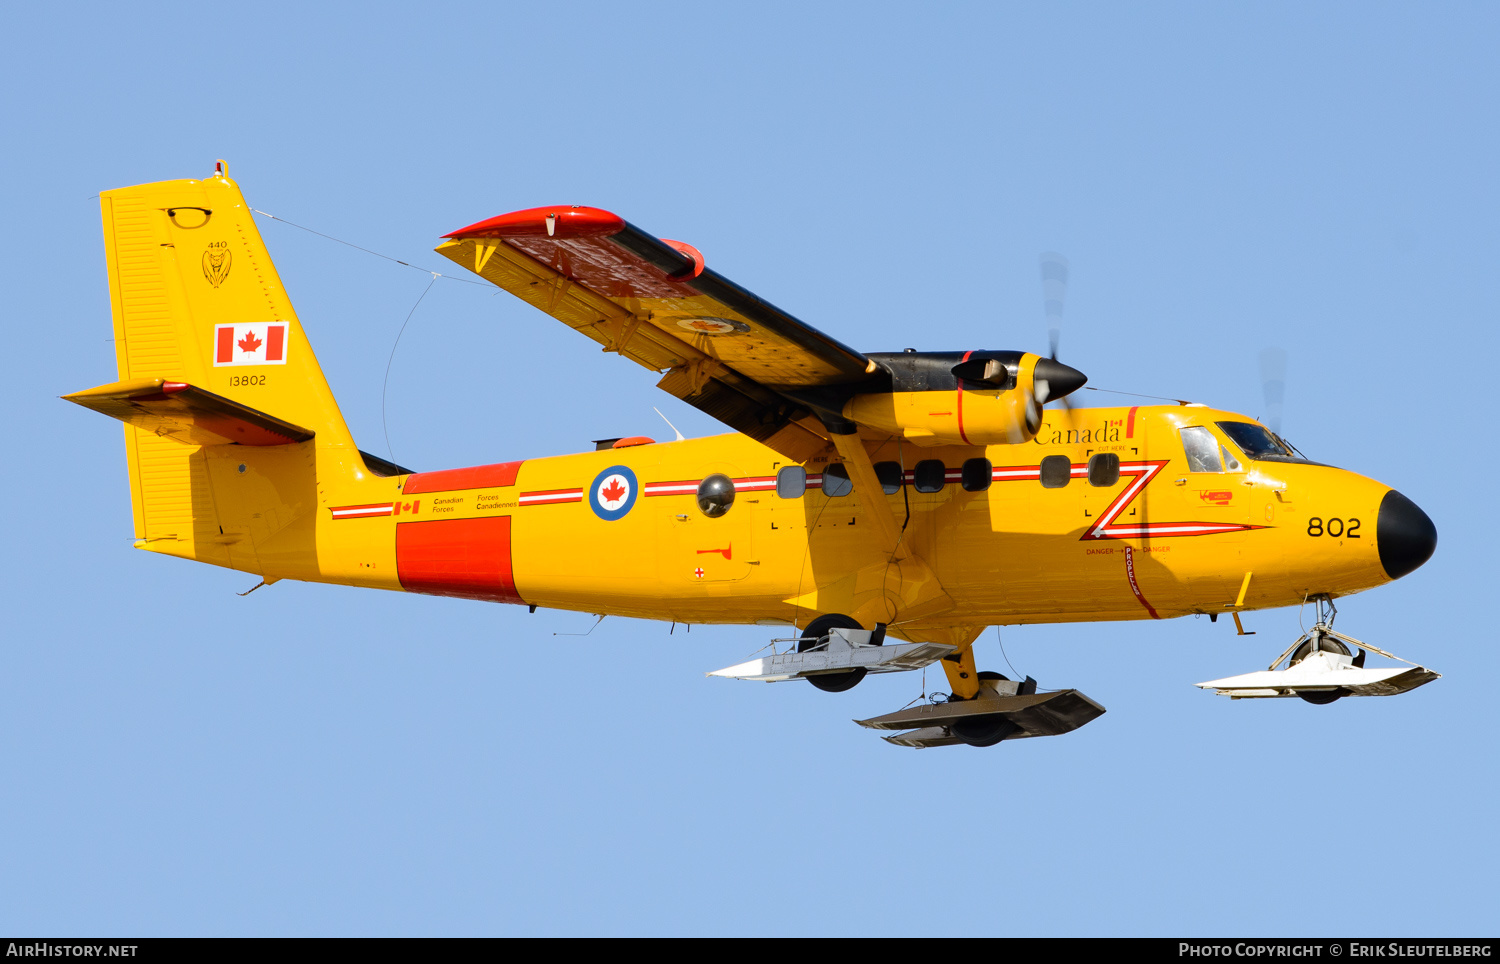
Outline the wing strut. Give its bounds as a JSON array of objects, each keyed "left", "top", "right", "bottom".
[{"left": 827, "top": 429, "right": 909, "bottom": 562}]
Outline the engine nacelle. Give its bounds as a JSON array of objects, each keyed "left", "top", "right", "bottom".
[
  {"left": 844, "top": 387, "right": 1038, "bottom": 447},
  {"left": 842, "top": 351, "right": 1084, "bottom": 447}
]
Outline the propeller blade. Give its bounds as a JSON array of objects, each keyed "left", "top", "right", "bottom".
[
  {"left": 1259, "top": 347, "right": 1287, "bottom": 435},
  {"left": 1039, "top": 252, "right": 1070, "bottom": 360},
  {"left": 1033, "top": 375, "right": 1075, "bottom": 413}
]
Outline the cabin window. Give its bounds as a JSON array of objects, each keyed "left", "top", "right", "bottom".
[
  {"left": 697, "top": 474, "right": 736, "bottom": 517},
  {"left": 776, "top": 465, "right": 807, "bottom": 499},
  {"left": 822, "top": 464, "right": 853, "bottom": 498},
  {"left": 1087, "top": 453, "right": 1120, "bottom": 487},
  {"left": 914, "top": 460, "right": 946, "bottom": 493},
  {"left": 1040, "top": 455, "right": 1072, "bottom": 488},
  {"left": 875, "top": 461, "right": 903, "bottom": 495},
  {"left": 1180, "top": 426, "right": 1223, "bottom": 472},
  {"left": 961, "top": 458, "right": 991, "bottom": 492}
]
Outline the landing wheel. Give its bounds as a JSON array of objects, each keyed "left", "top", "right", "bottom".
[
  {"left": 799, "top": 614, "right": 871, "bottom": 693},
  {"left": 950, "top": 715, "right": 1021, "bottom": 747},
  {"left": 1298, "top": 688, "right": 1349, "bottom": 705},
  {"left": 1290, "top": 635, "right": 1351, "bottom": 704},
  {"left": 946, "top": 671, "right": 1010, "bottom": 699},
  {"left": 949, "top": 671, "right": 1020, "bottom": 746},
  {"left": 1290, "top": 635, "right": 1351, "bottom": 665}
]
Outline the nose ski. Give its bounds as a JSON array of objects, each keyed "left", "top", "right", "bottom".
[{"left": 1197, "top": 598, "right": 1440, "bottom": 703}]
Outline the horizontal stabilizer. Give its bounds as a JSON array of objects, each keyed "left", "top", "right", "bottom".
[{"left": 63, "top": 378, "right": 315, "bottom": 447}]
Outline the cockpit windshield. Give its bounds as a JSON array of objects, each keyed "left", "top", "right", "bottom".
[{"left": 1217, "top": 422, "right": 1297, "bottom": 460}]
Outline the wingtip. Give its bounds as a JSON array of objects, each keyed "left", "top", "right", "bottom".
[{"left": 444, "top": 205, "right": 625, "bottom": 240}]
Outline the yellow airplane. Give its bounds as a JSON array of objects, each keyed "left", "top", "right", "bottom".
[{"left": 65, "top": 164, "right": 1438, "bottom": 748}]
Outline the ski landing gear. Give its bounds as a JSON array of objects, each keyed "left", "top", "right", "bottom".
[
  {"left": 708, "top": 617, "right": 1107, "bottom": 748},
  {"left": 1197, "top": 597, "right": 1440, "bottom": 702},
  {"left": 708, "top": 615, "right": 957, "bottom": 690},
  {"left": 856, "top": 672, "right": 1106, "bottom": 748}
]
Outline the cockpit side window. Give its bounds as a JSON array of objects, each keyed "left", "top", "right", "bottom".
[
  {"left": 1217, "top": 421, "right": 1296, "bottom": 460},
  {"left": 1180, "top": 426, "right": 1223, "bottom": 472},
  {"left": 1220, "top": 445, "right": 1243, "bottom": 472}
]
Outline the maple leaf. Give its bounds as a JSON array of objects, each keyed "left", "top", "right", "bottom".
[
  {"left": 237, "top": 330, "right": 263, "bottom": 354},
  {"left": 601, "top": 478, "right": 627, "bottom": 503}
]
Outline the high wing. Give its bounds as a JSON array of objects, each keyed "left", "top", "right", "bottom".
[{"left": 436, "top": 206, "right": 875, "bottom": 461}]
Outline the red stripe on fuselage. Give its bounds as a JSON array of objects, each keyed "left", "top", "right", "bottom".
[
  {"left": 972, "top": 459, "right": 1265, "bottom": 541},
  {"left": 396, "top": 516, "right": 524, "bottom": 604},
  {"left": 404, "top": 461, "right": 524, "bottom": 494},
  {"left": 518, "top": 488, "right": 583, "bottom": 505},
  {"left": 330, "top": 503, "right": 394, "bottom": 519},
  {"left": 644, "top": 476, "right": 776, "bottom": 497}
]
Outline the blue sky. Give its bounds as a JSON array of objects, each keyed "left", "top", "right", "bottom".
[{"left": 3, "top": 1, "right": 1496, "bottom": 936}]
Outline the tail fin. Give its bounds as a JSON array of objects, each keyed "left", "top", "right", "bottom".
[
  {"left": 100, "top": 163, "right": 354, "bottom": 442},
  {"left": 72, "top": 163, "right": 375, "bottom": 575}
]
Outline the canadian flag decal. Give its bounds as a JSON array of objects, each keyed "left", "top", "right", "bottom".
[{"left": 213, "top": 323, "right": 289, "bottom": 367}]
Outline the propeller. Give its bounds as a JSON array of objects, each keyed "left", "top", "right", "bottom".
[
  {"left": 1258, "top": 347, "right": 1287, "bottom": 435},
  {"left": 1040, "top": 251, "right": 1070, "bottom": 361},
  {"left": 947, "top": 249, "right": 1086, "bottom": 436},
  {"left": 1036, "top": 251, "right": 1082, "bottom": 412}
]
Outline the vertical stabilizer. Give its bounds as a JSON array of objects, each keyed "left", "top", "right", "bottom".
[
  {"left": 102, "top": 164, "right": 354, "bottom": 441},
  {"left": 95, "top": 164, "right": 366, "bottom": 575}
]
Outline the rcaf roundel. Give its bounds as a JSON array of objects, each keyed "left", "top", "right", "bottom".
[
  {"left": 589, "top": 465, "right": 638, "bottom": 521},
  {"left": 213, "top": 322, "right": 289, "bottom": 367},
  {"left": 675, "top": 316, "right": 749, "bottom": 335}
]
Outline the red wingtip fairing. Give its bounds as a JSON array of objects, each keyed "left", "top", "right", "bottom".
[
  {"left": 661, "top": 240, "right": 704, "bottom": 278},
  {"left": 444, "top": 205, "right": 625, "bottom": 239}
]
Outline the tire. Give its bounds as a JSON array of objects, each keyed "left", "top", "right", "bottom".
[
  {"left": 799, "top": 614, "right": 868, "bottom": 693},
  {"left": 1289, "top": 634, "right": 1351, "bottom": 666},
  {"left": 950, "top": 714, "right": 1021, "bottom": 747},
  {"left": 1291, "top": 634, "right": 1351, "bottom": 704},
  {"left": 950, "top": 672, "right": 1020, "bottom": 745},
  {"left": 1298, "top": 687, "right": 1348, "bottom": 705}
]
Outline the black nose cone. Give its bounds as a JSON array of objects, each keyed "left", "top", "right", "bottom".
[
  {"left": 1377, "top": 489, "right": 1437, "bottom": 580},
  {"left": 1033, "top": 358, "right": 1087, "bottom": 402}
]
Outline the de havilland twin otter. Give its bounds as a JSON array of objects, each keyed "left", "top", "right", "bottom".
[{"left": 66, "top": 164, "right": 1440, "bottom": 748}]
